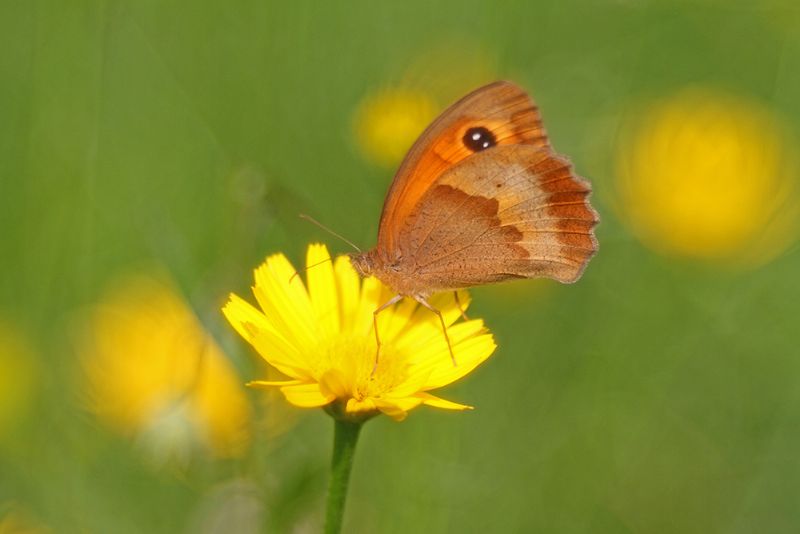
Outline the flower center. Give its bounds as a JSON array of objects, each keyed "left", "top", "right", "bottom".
[{"left": 310, "top": 333, "right": 409, "bottom": 401}]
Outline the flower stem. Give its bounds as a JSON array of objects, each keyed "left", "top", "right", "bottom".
[{"left": 324, "top": 418, "right": 363, "bottom": 534}]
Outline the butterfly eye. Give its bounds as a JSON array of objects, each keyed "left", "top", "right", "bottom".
[{"left": 462, "top": 126, "right": 497, "bottom": 152}]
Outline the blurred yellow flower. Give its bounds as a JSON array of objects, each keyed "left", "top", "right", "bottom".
[
  {"left": 353, "top": 39, "right": 497, "bottom": 170},
  {"left": 353, "top": 88, "right": 437, "bottom": 167},
  {"left": 223, "top": 244, "right": 496, "bottom": 422},
  {"left": 80, "top": 274, "right": 251, "bottom": 462},
  {"left": 615, "top": 87, "right": 800, "bottom": 265},
  {"left": 0, "top": 321, "right": 38, "bottom": 439}
]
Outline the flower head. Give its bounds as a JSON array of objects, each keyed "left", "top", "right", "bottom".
[
  {"left": 353, "top": 88, "right": 437, "bottom": 167},
  {"left": 352, "top": 39, "right": 496, "bottom": 170},
  {"left": 615, "top": 87, "right": 800, "bottom": 266},
  {"left": 223, "top": 244, "right": 496, "bottom": 422},
  {"left": 79, "top": 274, "right": 251, "bottom": 463}
]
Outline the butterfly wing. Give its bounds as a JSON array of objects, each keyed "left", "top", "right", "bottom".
[
  {"left": 377, "top": 81, "right": 549, "bottom": 254},
  {"left": 391, "top": 144, "right": 598, "bottom": 288}
]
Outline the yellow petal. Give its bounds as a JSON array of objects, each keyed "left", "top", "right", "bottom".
[
  {"left": 247, "top": 379, "right": 303, "bottom": 388},
  {"left": 346, "top": 397, "right": 377, "bottom": 414},
  {"left": 423, "top": 334, "right": 495, "bottom": 390},
  {"left": 454, "top": 289, "right": 471, "bottom": 314},
  {"left": 406, "top": 327, "right": 496, "bottom": 390},
  {"left": 224, "top": 319, "right": 309, "bottom": 398},
  {"left": 221, "top": 294, "right": 271, "bottom": 343},
  {"left": 319, "top": 369, "right": 350, "bottom": 398},
  {"left": 383, "top": 366, "right": 431, "bottom": 398},
  {"left": 379, "top": 296, "right": 419, "bottom": 344},
  {"left": 306, "top": 244, "right": 340, "bottom": 337},
  {"left": 248, "top": 327, "right": 312, "bottom": 381},
  {"left": 399, "top": 318, "right": 487, "bottom": 363},
  {"left": 253, "top": 254, "right": 316, "bottom": 351},
  {"left": 280, "top": 383, "right": 335, "bottom": 407},
  {"left": 417, "top": 392, "right": 473, "bottom": 411},
  {"left": 353, "top": 276, "right": 393, "bottom": 337},
  {"left": 373, "top": 397, "right": 423, "bottom": 421},
  {"left": 426, "top": 291, "right": 465, "bottom": 327},
  {"left": 392, "top": 292, "right": 463, "bottom": 349},
  {"left": 334, "top": 256, "right": 360, "bottom": 332}
]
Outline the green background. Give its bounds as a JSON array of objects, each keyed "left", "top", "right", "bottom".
[{"left": 2, "top": 1, "right": 800, "bottom": 532}]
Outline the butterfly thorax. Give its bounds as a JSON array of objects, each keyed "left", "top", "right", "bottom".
[{"left": 348, "top": 249, "right": 430, "bottom": 298}]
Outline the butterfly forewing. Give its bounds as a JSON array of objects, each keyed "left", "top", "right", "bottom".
[{"left": 377, "top": 81, "right": 550, "bottom": 254}]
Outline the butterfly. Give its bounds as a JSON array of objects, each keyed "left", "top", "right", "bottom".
[{"left": 348, "top": 81, "right": 599, "bottom": 365}]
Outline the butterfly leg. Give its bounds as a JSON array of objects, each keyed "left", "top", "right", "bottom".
[
  {"left": 413, "top": 295, "right": 457, "bottom": 367},
  {"left": 453, "top": 291, "right": 470, "bottom": 321},
  {"left": 371, "top": 294, "right": 404, "bottom": 377}
]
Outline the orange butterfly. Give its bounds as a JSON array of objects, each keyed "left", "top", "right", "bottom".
[{"left": 349, "top": 81, "right": 599, "bottom": 364}]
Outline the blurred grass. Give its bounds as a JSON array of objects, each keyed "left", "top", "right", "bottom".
[{"left": 2, "top": 1, "right": 800, "bottom": 532}]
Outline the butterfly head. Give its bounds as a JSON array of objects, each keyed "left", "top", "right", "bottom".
[{"left": 348, "top": 251, "right": 375, "bottom": 278}]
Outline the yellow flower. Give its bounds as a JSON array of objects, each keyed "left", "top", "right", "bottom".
[
  {"left": 79, "top": 274, "right": 251, "bottom": 462},
  {"left": 353, "top": 88, "right": 438, "bottom": 167},
  {"left": 223, "top": 244, "right": 496, "bottom": 422},
  {"left": 353, "top": 40, "right": 496, "bottom": 170},
  {"left": 615, "top": 87, "right": 800, "bottom": 266}
]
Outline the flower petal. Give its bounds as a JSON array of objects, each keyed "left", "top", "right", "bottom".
[
  {"left": 379, "top": 296, "right": 419, "bottom": 344},
  {"left": 346, "top": 397, "right": 377, "bottom": 414},
  {"left": 417, "top": 392, "right": 473, "bottom": 411},
  {"left": 391, "top": 291, "right": 464, "bottom": 350},
  {"left": 279, "top": 383, "right": 335, "bottom": 407},
  {"left": 306, "top": 244, "right": 340, "bottom": 337},
  {"left": 398, "top": 317, "right": 486, "bottom": 362},
  {"left": 319, "top": 368, "right": 350, "bottom": 399},
  {"left": 334, "top": 256, "right": 360, "bottom": 332},
  {"left": 248, "top": 327, "right": 312, "bottom": 380},
  {"left": 373, "top": 396, "right": 424, "bottom": 421},
  {"left": 383, "top": 366, "right": 431, "bottom": 398},
  {"left": 223, "top": 294, "right": 311, "bottom": 379},
  {"left": 422, "top": 334, "right": 495, "bottom": 390},
  {"left": 405, "top": 323, "right": 496, "bottom": 390},
  {"left": 253, "top": 254, "right": 316, "bottom": 352},
  {"left": 221, "top": 294, "right": 271, "bottom": 343},
  {"left": 426, "top": 291, "right": 465, "bottom": 327},
  {"left": 247, "top": 379, "right": 303, "bottom": 388},
  {"left": 353, "top": 276, "right": 394, "bottom": 337}
]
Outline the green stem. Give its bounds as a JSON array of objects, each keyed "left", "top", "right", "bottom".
[{"left": 324, "top": 418, "right": 363, "bottom": 534}]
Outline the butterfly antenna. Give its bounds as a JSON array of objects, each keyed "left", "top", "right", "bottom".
[{"left": 299, "top": 214, "right": 361, "bottom": 253}]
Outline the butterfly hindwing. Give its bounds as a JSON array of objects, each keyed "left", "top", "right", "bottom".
[{"left": 393, "top": 144, "right": 598, "bottom": 288}]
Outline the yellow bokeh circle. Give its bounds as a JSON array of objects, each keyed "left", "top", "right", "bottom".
[{"left": 615, "top": 88, "right": 800, "bottom": 266}]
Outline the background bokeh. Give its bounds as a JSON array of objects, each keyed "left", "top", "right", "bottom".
[{"left": 2, "top": 1, "right": 800, "bottom": 532}]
